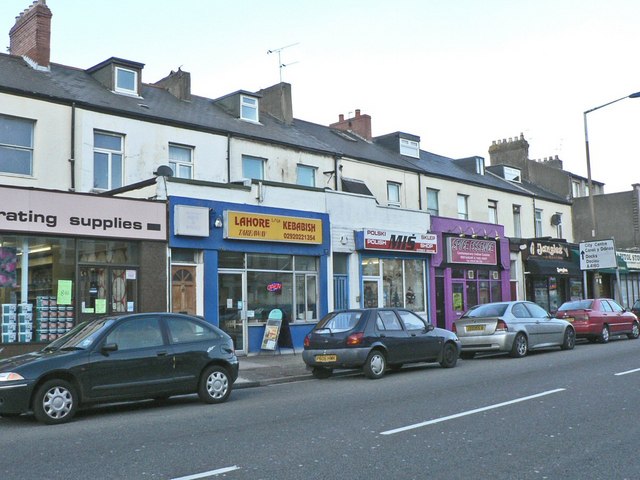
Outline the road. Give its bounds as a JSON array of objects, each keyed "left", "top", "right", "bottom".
[{"left": 2, "top": 337, "right": 640, "bottom": 480}]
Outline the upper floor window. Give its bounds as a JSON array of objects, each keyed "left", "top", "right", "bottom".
[
  {"left": 552, "top": 212, "right": 563, "bottom": 239},
  {"left": 0, "top": 114, "right": 34, "bottom": 176},
  {"left": 457, "top": 194, "right": 469, "bottom": 220},
  {"left": 534, "top": 208, "right": 543, "bottom": 237},
  {"left": 488, "top": 200, "right": 498, "bottom": 224},
  {"left": 240, "top": 95, "right": 259, "bottom": 122},
  {"left": 169, "top": 144, "right": 193, "bottom": 179},
  {"left": 94, "top": 131, "right": 123, "bottom": 190},
  {"left": 426, "top": 188, "right": 439, "bottom": 216},
  {"left": 114, "top": 67, "right": 138, "bottom": 95},
  {"left": 571, "top": 180, "right": 581, "bottom": 198},
  {"left": 512, "top": 205, "right": 522, "bottom": 238},
  {"left": 399, "top": 138, "right": 420, "bottom": 158},
  {"left": 387, "top": 182, "right": 401, "bottom": 207},
  {"left": 504, "top": 166, "right": 521, "bottom": 183},
  {"left": 296, "top": 164, "right": 316, "bottom": 187},
  {"left": 242, "top": 155, "right": 265, "bottom": 180}
]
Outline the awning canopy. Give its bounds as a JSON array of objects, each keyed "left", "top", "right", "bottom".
[{"left": 525, "top": 257, "right": 580, "bottom": 276}]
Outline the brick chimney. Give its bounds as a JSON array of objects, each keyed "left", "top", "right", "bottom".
[
  {"left": 9, "top": 0, "right": 52, "bottom": 69},
  {"left": 330, "top": 109, "right": 372, "bottom": 141}
]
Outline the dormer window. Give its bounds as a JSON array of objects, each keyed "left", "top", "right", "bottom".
[
  {"left": 504, "top": 166, "right": 521, "bottom": 183},
  {"left": 241, "top": 95, "right": 259, "bottom": 122},
  {"left": 399, "top": 138, "right": 420, "bottom": 158},
  {"left": 115, "top": 66, "right": 138, "bottom": 95}
]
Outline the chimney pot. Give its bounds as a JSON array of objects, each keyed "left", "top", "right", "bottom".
[
  {"left": 339, "top": 114, "right": 344, "bottom": 122},
  {"left": 355, "top": 109, "right": 361, "bottom": 117}
]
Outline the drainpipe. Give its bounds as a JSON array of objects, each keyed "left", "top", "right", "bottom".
[
  {"left": 333, "top": 155, "right": 341, "bottom": 190},
  {"left": 418, "top": 173, "right": 423, "bottom": 211},
  {"left": 226, "top": 133, "right": 231, "bottom": 183},
  {"left": 69, "top": 102, "right": 76, "bottom": 191}
]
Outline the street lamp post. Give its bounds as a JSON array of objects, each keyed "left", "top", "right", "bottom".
[{"left": 583, "top": 91, "right": 640, "bottom": 238}]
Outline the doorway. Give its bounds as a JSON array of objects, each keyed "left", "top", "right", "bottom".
[
  {"left": 363, "top": 278, "right": 381, "bottom": 308},
  {"left": 171, "top": 265, "right": 196, "bottom": 314},
  {"left": 218, "top": 272, "right": 246, "bottom": 353}
]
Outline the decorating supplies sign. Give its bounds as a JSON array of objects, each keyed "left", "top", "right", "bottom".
[{"left": 224, "top": 211, "right": 322, "bottom": 244}]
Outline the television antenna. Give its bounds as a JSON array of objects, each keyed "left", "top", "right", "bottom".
[{"left": 267, "top": 42, "right": 299, "bottom": 82}]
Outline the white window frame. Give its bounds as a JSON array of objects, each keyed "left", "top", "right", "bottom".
[
  {"left": 512, "top": 205, "right": 522, "bottom": 238},
  {"left": 114, "top": 66, "right": 138, "bottom": 95},
  {"left": 457, "top": 194, "right": 469, "bottom": 220},
  {"left": 240, "top": 95, "right": 259, "bottom": 122},
  {"left": 554, "top": 212, "right": 563, "bottom": 239},
  {"left": 488, "top": 200, "right": 498, "bottom": 224},
  {"left": 399, "top": 138, "right": 420, "bottom": 158},
  {"left": 572, "top": 180, "right": 581, "bottom": 198},
  {"left": 535, "top": 208, "right": 543, "bottom": 237},
  {"left": 426, "top": 188, "right": 439, "bottom": 216},
  {"left": 296, "top": 164, "right": 316, "bottom": 187},
  {"left": 242, "top": 155, "right": 265, "bottom": 180},
  {"left": 93, "top": 131, "right": 124, "bottom": 191},
  {"left": 169, "top": 143, "right": 193, "bottom": 179},
  {"left": 504, "top": 166, "right": 521, "bottom": 182},
  {"left": 0, "top": 114, "right": 34, "bottom": 176},
  {"left": 387, "top": 182, "right": 401, "bottom": 207}
]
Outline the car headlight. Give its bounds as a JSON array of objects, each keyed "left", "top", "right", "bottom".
[{"left": 0, "top": 372, "right": 25, "bottom": 382}]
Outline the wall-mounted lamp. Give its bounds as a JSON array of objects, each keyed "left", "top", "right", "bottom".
[{"left": 214, "top": 216, "right": 223, "bottom": 228}]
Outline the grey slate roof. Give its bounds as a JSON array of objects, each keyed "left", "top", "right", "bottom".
[{"left": 0, "top": 53, "right": 569, "bottom": 205}]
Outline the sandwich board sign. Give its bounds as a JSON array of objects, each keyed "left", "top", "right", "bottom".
[{"left": 579, "top": 239, "right": 617, "bottom": 270}]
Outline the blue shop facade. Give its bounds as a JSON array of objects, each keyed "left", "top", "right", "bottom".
[{"left": 169, "top": 196, "right": 330, "bottom": 354}]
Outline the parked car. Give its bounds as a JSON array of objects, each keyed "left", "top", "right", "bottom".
[
  {"left": 555, "top": 298, "right": 639, "bottom": 343},
  {"left": 453, "top": 301, "right": 575, "bottom": 359},
  {"left": 302, "top": 308, "right": 461, "bottom": 379},
  {"left": 0, "top": 312, "right": 238, "bottom": 425},
  {"left": 632, "top": 299, "right": 640, "bottom": 319}
]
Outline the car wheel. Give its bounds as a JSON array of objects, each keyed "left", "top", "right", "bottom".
[
  {"left": 510, "top": 332, "right": 528, "bottom": 358},
  {"left": 311, "top": 367, "right": 333, "bottom": 379},
  {"left": 627, "top": 321, "right": 640, "bottom": 340},
  {"left": 198, "top": 366, "right": 231, "bottom": 404},
  {"left": 439, "top": 342, "right": 458, "bottom": 368},
  {"left": 460, "top": 351, "right": 475, "bottom": 360},
  {"left": 561, "top": 327, "right": 576, "bottom": 350},
  {"left": 33, "top": 379, "right": 78, "bottom": 425},
  {"left": 363, "top": 350, "right": 386, "bottom": 379},
  {"left": 599, "top": 325, "right": 610, "bottom": 344}
]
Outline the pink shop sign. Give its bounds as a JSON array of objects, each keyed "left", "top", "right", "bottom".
[{"left": 447, "top": 237, "right": 497, "bottom": 265}]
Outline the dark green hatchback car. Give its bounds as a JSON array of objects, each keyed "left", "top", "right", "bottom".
[{"left": 0, "top": 312, "right": 238, "bottom": 425}]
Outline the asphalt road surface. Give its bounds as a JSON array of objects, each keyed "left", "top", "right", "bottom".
[{"left": 2, "top": 336, "right": 640, "bottom": 480}]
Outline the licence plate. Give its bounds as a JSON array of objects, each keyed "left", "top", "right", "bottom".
[
  {"left": 466, "top": 324, "right": 485, "bottom": 332},
  {"left": 315, "top": 354, "right": 337, "bottom": 362}
]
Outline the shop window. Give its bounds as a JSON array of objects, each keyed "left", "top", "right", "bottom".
[
  {"left": 219, "top": 251, "right": 245, "bottom": 269},
  {"left": 362, "top": 258, "right": 380, "bottom": 276},
  {"left": 78, "top": 240, "right": 138, "bottom": 264},
  {"left": 247, "top": 271, "right": 293, "bottom": 323},
  {"left": 362, "top": 257, "right": 426, "bottom": 312},
  {"left": 383, "top": 259, "right": 403, "bottom": 307},
  {"left": 247, "top": 253, "right": 292, "bottom": 271}
]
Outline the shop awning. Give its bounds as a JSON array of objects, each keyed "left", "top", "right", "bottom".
[{"left": 525, "top": 258, "right": 580, "bottom": 276}]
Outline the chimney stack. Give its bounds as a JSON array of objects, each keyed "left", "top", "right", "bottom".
[
  {"left": 9, "top": 0, "right": 53, "bottom": 69},
  {"left": 154, "top": 68, "right": 191, "bottom": 101},
  {"left": 330, "top": 109, "right": 372, "bottom": 141}
]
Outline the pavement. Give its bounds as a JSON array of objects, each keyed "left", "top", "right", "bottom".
[{"left": 234, "top": 349, "right": 314, "bottom": 388}]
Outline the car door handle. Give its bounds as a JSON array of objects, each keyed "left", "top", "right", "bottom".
[{"left": 156, "top": 351, "right": 168, "bottom": 356}]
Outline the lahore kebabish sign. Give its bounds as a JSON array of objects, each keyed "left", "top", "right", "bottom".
[{"left": 224, "top": 211, "right": 322, "bottom": 244}]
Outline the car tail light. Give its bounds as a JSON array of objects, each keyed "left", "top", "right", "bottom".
[
  {"left": 346, "top": 332, "right": 364, "bottom": 346},
  {"left": 575, "top": 313, "right": 589, "bottom": 322},
  {"left": 452, "top": 323, "right": 458, "bottom": 333},
  {"left": 304, "top": 335, "right": 310, "bottom": 347},
  {"left": 496, "top": 319, "right": 508, "bottom": 332}
]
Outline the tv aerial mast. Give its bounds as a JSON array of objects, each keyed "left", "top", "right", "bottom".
[{"left": 267, "top": 42, "right": 299, "bottom": 82}]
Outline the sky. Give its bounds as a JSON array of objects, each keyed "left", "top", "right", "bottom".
[{"left": 2, "top": 0, "right": 640, "bottom": 193}]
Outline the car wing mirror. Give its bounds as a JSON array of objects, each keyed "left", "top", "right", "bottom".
[
  {"left": 427, "top": 324, "right": 435, "bottom": 332},
  {"left": 101, "top": 343, "right": 118, "bottom": 354}
]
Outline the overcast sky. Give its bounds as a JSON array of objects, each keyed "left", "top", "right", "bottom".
[{"left": 2, "top": 0, "right": 639, "bottom": 193}]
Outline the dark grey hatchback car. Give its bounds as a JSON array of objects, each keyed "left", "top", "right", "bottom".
[
  {"left": 303, "top": 308, "right": 461, "bottom": 379},
  {"left": 0, "top": 313, "right": 238, "bottom": 424}
]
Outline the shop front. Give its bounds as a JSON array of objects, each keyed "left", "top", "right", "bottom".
[
  {"left": 430, "top": 218, "right": 510, "bottom": 330},
  {"left": 354, "top": 229, "right": 437, "bottom": 317},
  {"left": 0, "top": 186, "right": 167, "bottom": 357},
  {"left": 521, "top": 239, "right": 582, "bottom": 313},
  {"left": 170, "top": 197, "right": 330, "bottom": 354},
  {"left": 610, "top": 251, "right": 640, "bottom": 308}
]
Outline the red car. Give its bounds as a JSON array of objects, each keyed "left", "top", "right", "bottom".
[{"left": 555, "top": 298, "right": 639, "bottom": 343}]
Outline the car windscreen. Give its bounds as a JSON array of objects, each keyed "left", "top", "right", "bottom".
[
  {"left": 558, "top": 300, "right": 593, "bottom": 311},
  {"left": 315, "top": 311, "right": 363, "bottom": 333},
  {"left": 43, "top": 318, "right": 116, "bottom": 351},
  {"left": 462, "top": 303, "right": 508, "bottom": 318}
]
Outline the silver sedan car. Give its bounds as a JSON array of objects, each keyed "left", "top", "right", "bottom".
[{"left": 453, "top": 301, "right": 576, "bottom": 359}]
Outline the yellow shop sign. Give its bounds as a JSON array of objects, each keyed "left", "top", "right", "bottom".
[{"left": 224, "top": 211, "right": 322, "bottom": 244}]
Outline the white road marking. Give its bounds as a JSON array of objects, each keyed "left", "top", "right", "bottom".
[
  {"left": 171, "top": 465, "right": 240, "bottom": 480},
  {"left": 380, "top": 388, "right": 566, "bottom": 435},
  {"left": 614, "top": 367, "right": 640, "bottom": 376}
]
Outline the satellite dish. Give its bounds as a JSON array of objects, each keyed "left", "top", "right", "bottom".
[
  {"left": 153, "top": 165, "right": 174, "bottom": 177},
  {"left": 550, "top": 214, "right": 562, "bottom": 226}
]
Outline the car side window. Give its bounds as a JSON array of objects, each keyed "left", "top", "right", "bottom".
[
  {"left": 524, "top": 303, "right": 550, "bottom": 319},
  {"left": 378, "top": 311, "right": 402, "bottom": 331},
  {"left": 606, "top": 301, "right": 623, "bottom": 313},
  {"left": 398, "top": 311, "right": 427, "bottom": 331},
  {"left": 105, "top": 317, "right": 164, "bottom": 350},
  {"left": 167, "top": 316, "right": 220, "bottom": 344},
  {"left": 601, "top": 301, "right": 613, "bottom": 312},
  {"left": 511, "top": 303, "right": 530, "bottom": 318}
]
